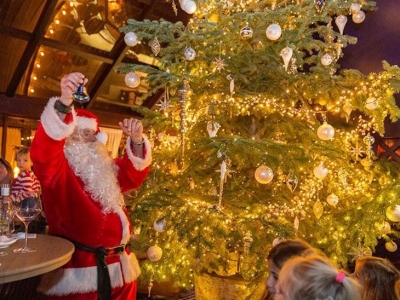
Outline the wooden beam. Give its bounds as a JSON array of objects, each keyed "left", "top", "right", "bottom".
[{"left": 6, "top": 0, "right": 59, "bottom": 97}]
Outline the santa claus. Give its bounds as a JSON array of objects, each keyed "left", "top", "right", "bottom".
[{"left": 30, "top": 72, "right": 151, "bottom": 300}]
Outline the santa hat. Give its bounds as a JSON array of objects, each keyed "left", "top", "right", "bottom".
[{"left": 66, "top": 109, "right": 108, "bottom": 144}]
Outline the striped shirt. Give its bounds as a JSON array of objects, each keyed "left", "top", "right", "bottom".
[{"left": 11, "top": 170, "right": 41, "bottom": 202}]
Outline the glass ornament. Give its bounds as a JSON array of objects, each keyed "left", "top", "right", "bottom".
[
  {"left": 286, "top": 171, "right": 298, "bottom": 193},
  {"left": 72, "top": 84, "right": 90, "bottom": 104},
  {"left": 363, "top": 135, "right": 375, "bottom": 146},
  {"left": 317, "top": 122, "right": 335, "bottom": 140},
  {"left": 240, "top": 26, "right": 253, "bottom": 39},
  {"left": 352, "top": 11, "right": 366, "bottom": 24},
  {"left": 386, "top": 205, "right": 400, "bottom": 222},
  {"left": 320, "top": 53, "right": 333, "bottom": 66},
  {"left": 375, "top": 221, "right": 391, "bottom": 235},
  {"left": 350, "top": 3, "right": 361, "bottom": 14},
  {"left": 335, "top": 15, "right": 348, "bottom": 35},
  {"left": 254, "top": 165, "right": 274, "bottom": 184},
  {"left": 153, "top": 217, "right": 167, "bottom": 232},
  {"left": 280, "top": 46, "right": 293, "bottom": 71},
  {"left": 151, "top": 37, "right": 161, "bottom": 56},
  {"left": 327, "top": 193, "right": 339, "bottom": 207},
  {"left": 147, "top": 245, "right": 163, "bottom": 261},
  {"left": 266, "top": 24, "right": 282, "bottom": 41},
  {"left": 314, "top": 0, "right": 326, "bottom": 12},
  {"left": 124, "top": 32, "right": 138, "bottom": 47},
  {"left": 184, "top": 47, "right": 196, "bottom": 61},
  {"left": 385, "top": 241, "right": 398, "bottom": 252},
  {"left": 365, "top": 97, "right": 378, "bottom": 110},
  {"left": 183, "top": 0, "right": 197, "bottom": 14},
  {"left": 125, "top": 72, "right": 140, "bottom": 88},
  {"left": 313, "top": 162, "right": 328, "bottom": 179},
  {"left": 207, "top": 121, "right": 221, "bottom": 137}
]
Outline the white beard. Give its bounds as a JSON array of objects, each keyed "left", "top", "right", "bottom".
[{"left": 64, "top": 138, "right": 125, "bottom": 213}]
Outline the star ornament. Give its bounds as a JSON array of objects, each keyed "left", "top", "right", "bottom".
[
  {"left": 347, "top": 244, "right": 372, "bottom": 262},
  {"left": 155, "top": 96, "right": 173, "bottom": 114},
  {"left": 212, "top": 57, "right": 227, "bottom": 73}
]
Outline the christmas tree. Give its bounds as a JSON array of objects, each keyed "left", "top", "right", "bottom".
[{"left": 118, "top": 0, "right": 400, "bottom": 296}]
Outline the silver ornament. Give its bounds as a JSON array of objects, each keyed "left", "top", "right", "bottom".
[{"left": 240, "top": 26, "right": 253, "bottom": 39}]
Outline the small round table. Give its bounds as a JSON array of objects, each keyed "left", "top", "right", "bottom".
[{"left": 0, "top": 234, "right": 75, "bottom": 284}]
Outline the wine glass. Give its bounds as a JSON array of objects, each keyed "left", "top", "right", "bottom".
[
  {"left": 13, "top": 191, "right": 42, "bottom": 253},
  {"left": 0, "top": 196, "right": 14, "bottom": 256},
  {"left": 72, "top": 79, "right": 90, "bottom": 105}
]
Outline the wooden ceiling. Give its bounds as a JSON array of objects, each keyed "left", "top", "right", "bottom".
[{"left": 0, "top": 0, "right": 190, "bottom": 128}]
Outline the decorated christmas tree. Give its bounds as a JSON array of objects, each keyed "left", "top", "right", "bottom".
[{"left": 118, "top": 0, "right": 400, "bottom": 297}]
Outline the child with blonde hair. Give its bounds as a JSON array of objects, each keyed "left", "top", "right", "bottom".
[
  {"left": 11, "top": 147, "right": 41, "bottom": 202},
  {"left": 275, "top": 254, "right": 361, "bottom": 300}
]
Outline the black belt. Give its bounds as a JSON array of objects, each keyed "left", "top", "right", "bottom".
[{"left": 61, "top": 237, "right": 125, "bottom": 300}]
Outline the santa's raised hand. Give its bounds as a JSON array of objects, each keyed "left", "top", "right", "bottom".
[
  {"left": 60, "top": 72, "right": 88, "bottom": 106},
  {"left": 119, "top": 118, "right": 143, "bottom": 144}
]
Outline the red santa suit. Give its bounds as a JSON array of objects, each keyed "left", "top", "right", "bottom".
[{"left": 30, "top": 97, "right": 152, "bottom": 300}]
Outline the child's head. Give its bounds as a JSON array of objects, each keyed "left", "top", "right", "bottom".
[
  {"left": 16, "top": 147, "right": 32, "bottom": 172},
  {"left": 353, "top": 256, "right": 400, "bottom": 300},
  {"left": 266, "top": 239, "right": 314, "bottom": 298},
  {"left": 276, "top": 254, "right": 361, "bottom": 300}
]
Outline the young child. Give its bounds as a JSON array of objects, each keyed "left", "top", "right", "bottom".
[
  {"left": 275, "top": 254, "right": 361, "bottom": 300},
  {"left": 11, "top": 147, "right": 41, "bottom": 202}
]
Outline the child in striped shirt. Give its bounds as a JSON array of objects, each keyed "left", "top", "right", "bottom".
[{"left": 11, "top": 147, "right": 41, "bottom": 202}]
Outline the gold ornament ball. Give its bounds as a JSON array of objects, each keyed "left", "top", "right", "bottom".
[
  {"left": 254, "top": 165, "right": 274, "bottom": 184},
  {"left": 317, "top": 122, "right": 335, "bottom": 140},
  {"left": 147, "top": 245, "right": 163, "bottom": 261},
  {"left": 385, "top": 241, "right": 398, "bottom": 252},
  {"left": 386, "top": 205, "right": 400, "bottom": 222}
]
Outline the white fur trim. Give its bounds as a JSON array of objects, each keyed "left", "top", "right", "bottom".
[
  {"left": 40, "top": 97, "right": 77, "bottom": 141},
  {"left": 39, "top": 262, "right": 125, "bottom": 296},
  {"left": 76, "top": 116, "right": 97, "bottom": 131},
  {"left": 126, "top": 135, "right": 152, "bottom": 171},
  {"left": 115, "top": 206, "right": 130, "bottom": 245},
  {"left": 96, "top": 132, "right": 108, "bottom": 145}
]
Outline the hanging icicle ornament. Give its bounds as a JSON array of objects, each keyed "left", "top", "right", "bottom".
[
  {"left": 151, "top": 37, "right": 161, "bottom": 56},
  {"left": 343, "top": 104, "right": 353, "bottom": 122},
  {"left": 280, "top": 46, "right": 293, "bottom": 72},
  {"left": 125, "top": 72, "right": 140, "bottom": 88},
  {"left": 266, "top": 24, "right": 282, "bottom": 41},
  {"left": 184, "top": 47, "right": 196, "bottom": 61},
  {"left": 227, "top": 74, "right": 235, "bottom": 95},
  {"left": 335, "top": 15, "right": 348, "bottom": 35},
  {"left": 314, "top": 0, "right": 326, "bottom": 13},
  {"left": 254, "top": 165, "right": 274, "bottom": 184},
  {"left": 317, "top": 122, "right": 335, "bottom": 140},
  {"left": 124, "top": 32, "right": 139, "bottom": 47},
  {"left": 178, "top": 79, "right": 189, "bottom": 162},
  {"left": 148, "top": 274, "right": 154, "bottom": 297},
  {"left": 243, "top": 232, "right": 253, "bottom": 256},
  {"left": 171, "top": 0, "right": 178, "bottom": 15},
  {"left": 217, "top": 158, "right": 235, "bottom": 207}
]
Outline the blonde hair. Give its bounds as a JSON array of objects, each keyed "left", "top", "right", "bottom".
[
  {"left": 16, "top": 147, "right": 30, "bottom": 159},
  {"left": 355, "top": 256, "right": 400, "bottom": 300},
  {"left": 278, "top": 254, "right": 361, "bottom": 300}
]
